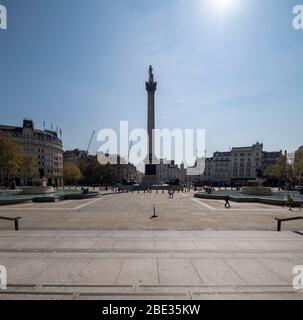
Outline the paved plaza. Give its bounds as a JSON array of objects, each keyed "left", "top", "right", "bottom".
[
  {"left": 0, "top": 192, "right": 303, "bottom": 299},
  {"left": 0, "top": 191, "right": 303, "bottom": 231}
]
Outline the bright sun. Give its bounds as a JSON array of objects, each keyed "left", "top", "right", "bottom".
[{"left": 210, "top": 0, "right": 238, "bottom": 14}]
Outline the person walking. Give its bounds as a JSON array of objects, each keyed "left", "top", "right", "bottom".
[
  {"left": 168, "top": 189, "right": 174, "bottom": 199},
  {"left": 225, "top": 195, "right": 231, "bottom": 209},
  {"left": 168, "top": 189, "right": 172, "bottom": 199},
  {"left": 287, "top": 194, "right": 294, "bottom": 211}
]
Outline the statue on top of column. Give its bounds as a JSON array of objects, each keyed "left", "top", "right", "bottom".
[
  {"left": 146, "top": 65, "right": 157, "bottom": 92},
  {"left": 148, "top": 65, "right": 154, "bottom": 83}
]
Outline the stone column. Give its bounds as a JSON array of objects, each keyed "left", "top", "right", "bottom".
[{"left": 145, "top": 66, "right": 157, "bottom": 175}]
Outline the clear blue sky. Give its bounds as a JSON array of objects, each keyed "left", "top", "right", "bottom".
[{"left": 0, "top": 0, "right": 302, "bottom": 156}]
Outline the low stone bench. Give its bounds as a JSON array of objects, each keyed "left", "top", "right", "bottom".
[
  {"left": 0, "top": 216, "right": 22, "bottom": 231},
  {"left": 275, "top": 216, "right": 303, "bottom": 231}
]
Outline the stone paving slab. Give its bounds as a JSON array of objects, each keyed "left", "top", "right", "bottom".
[
  {"left": 35, "top": 258, "right": 90, "bottom": 285},
  {"left": 256, "top": 258, "right": 299, "bottom": 282},
  {"left": 223, "top": 258, "right": 288, "bottom": 285},
  {"left": 158, "top": 258, "right": 202, "bottom": 285},
  {"left": 191, "top": 258, "right": 246, "bottom": 285},
  {"left": 72, "top": 258, "right": 123, "bottom": 285},
  {"left": 117, "top": 258, "right": 158, "bottom": 284},
  {"left": 2, "top": 257, "right": 55, "bottom": 285}
]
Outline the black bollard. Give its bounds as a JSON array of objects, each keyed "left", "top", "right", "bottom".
[{"left": 150, "top": 206, "right": 158, "bottom": 219}]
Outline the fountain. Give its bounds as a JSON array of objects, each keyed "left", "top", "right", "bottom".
[
  {"left": 20, "top": 177, "right": 54, "bottom": 195},
  {"left": 241, "top": 179, "right": 272, "bottom": 196}
]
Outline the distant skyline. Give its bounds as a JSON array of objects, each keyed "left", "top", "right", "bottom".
[{"left": 0, "top": 0, "right": 303, "bottom": 156}]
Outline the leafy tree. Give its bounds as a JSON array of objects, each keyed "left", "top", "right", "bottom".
[
  {"left": 79, "top": 157, "right": 118, "bottom": 185},
  {"left": 63, "top": 162, "right": 82, "bottom": 184},
  {"left": 267, "top": 155, "right": 287, "bottom": 185},
  {"left": 267, "top": 151, "right": 303, "bottom": 188},
  {"left": 288, "top": 150, "right": 303, "bottom": 187},
  {"left": 20, "top": 155, "right": 36, "bottom": 185},
  {"left": 0, "top": 134, "right": 22, "bottom": 187}
]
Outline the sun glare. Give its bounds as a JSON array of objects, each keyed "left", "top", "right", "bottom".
[{"left": 209, "top": 0, "right": 239, "bottom": 14}]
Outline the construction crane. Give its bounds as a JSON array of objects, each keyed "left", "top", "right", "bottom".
[
  {"left": 128, "top": 140, "right": 134, "bottom": 161},
  {"left": 87, "top": 130, "right": 96, "bottom": 153}
]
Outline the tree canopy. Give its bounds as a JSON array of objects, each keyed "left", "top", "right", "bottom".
[
  {"left": 63, "top": 162, "right": 82, "bottom": 183},
  {"left": 0, "top": 134, "right": 23, "bottom": 184},
  {"left": 267, "top": 151, "right": 303, "bottom": 187}
]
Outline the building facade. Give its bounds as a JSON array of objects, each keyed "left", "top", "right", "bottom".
[
  {"left": 196, "top": 142, "right": 282, "bottom": 187},
  {"left": 63, "top": 149, "right": 88, "bottom": 164},
  {"left": 0, "top": 120, "right": 63, "bottom": 186},
  {"left": 211, "top": 151, "right": 232, "bottom": 185},
  {"left": 230, "top": 142, "right": 264, "bottom": 182},
  {"left": 96, "top": 153, "right": 143, "bottom": 184},
  {"left": 156, "top": 159, "right": 180, "bottom": 184}
]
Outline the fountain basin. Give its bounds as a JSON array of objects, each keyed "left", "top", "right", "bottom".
[
  {"left": 194, "top": 190, "right": 303, "bottom": 207},
  {"left": 0, "top": 190, "right": 100, "bottom": 205},
  {"left": 20, "top": 186, "right": 55, "bottom": 195},
  {"left": 241, "top": 186, "right": 272, "bottom": 196}
]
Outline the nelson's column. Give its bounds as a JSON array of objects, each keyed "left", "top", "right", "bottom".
[{"left": 142, "top": 65, "right": 159, "bottom": 185}]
